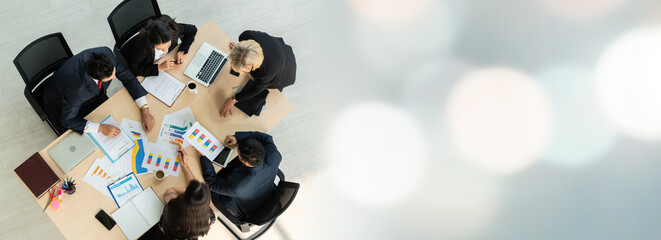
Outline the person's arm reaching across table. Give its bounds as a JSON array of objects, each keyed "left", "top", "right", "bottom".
[
  {"left": 113, "top": 51, "right": 156, "bottom": 132},
  {"left": 197, "top": 144, "right": 241, "bottom": 197},
  {"left": 165, "top": 149, "right": 197, "bottom": 202}
]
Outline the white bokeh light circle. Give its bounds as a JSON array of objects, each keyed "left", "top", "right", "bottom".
[
  {"left": 594, "top": 25, "right": 661, "bottom": 139},
  {"left": 326, "top": 102, "right": 426, "bottom": 207},
  {"left": 446, "top": 68, "right": 553, "bottom": 174}
]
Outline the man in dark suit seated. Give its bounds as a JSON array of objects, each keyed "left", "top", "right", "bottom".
[
  {"left": 198, "top": 131, "right": 282, "bottom": 224},
  {"left": 43, "top": 47, "right": 155, "bottom": 137}
]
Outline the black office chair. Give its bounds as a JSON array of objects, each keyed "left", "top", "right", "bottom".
[
  {"left": 218, "top": 169, "right": 300, "bottom": 240},
  {"left": 13, "top": 33, "right": 73, "bottom": 136},
  {"left": 107, "top": 0, "right": 161, "bottom": 65}
]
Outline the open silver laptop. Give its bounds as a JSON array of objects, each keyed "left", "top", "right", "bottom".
[
  {"left": 48, "top": 133, "right": 97, "bottom": 172},
  {"left": 184, "top": 42, "right": 229, "bottom": 87}
]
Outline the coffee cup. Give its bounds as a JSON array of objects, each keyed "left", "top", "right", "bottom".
[
  {"left": 187, "top": 81, "right": 198, "bottom": 94},
  {"left": 155, "top": 169, "right": 167, "bottom": 180}
]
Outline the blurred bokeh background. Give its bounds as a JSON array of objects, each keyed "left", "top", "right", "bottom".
[{"left": 311, "top": 0, "right": 661, "bottom": 239}]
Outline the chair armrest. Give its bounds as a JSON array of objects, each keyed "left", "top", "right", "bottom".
[{"left": 277, "top": 168, "right": 285, "bottom": 182}]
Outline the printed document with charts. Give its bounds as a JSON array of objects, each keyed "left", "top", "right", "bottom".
[{"left": 142, "top": 71, "right": 185, "bottom": 107}]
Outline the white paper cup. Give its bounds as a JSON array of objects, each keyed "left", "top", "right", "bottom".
[{"left": 155, "top": 170, "right": 167, "bottom": 180}]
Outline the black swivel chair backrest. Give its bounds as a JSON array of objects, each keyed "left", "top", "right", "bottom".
[
  {"left": 13, "top": 32, "right": 73, "bottom": 136},
  {"left": 218, "top": 169, "right": 300, "bottom": 240},
  {"left": 107, "top": 0, "right": 161, "bottom": 49},
  {"left": 244, "top": 181, "right": 300, "bottom": 226}
]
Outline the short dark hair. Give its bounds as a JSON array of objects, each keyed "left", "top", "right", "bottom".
[
  {"left": 85, "top": 53, "right": 114, "bottom": 79},
  {"left": 238, "top": 137, "right": 265, "bottom": 167},
  {"left": 162, "top": 180, "right": 211, "bottom": 238}
]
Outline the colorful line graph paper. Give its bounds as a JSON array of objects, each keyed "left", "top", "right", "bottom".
[{"left": 157, "top": 108, "right": 195, "bottom": 150}]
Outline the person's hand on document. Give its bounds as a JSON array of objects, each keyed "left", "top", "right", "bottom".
[
  {"left": 177, "top": 149, "right": 189, "bottom": 169},
  {"left": 99, "top": 124, "right": 121, "bottom": 137},
  {"left": 141, "top": 107, "right": 155, "bottom": 132}
]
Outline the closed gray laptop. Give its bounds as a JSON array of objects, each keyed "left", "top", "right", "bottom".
[{"left": 48, "top": 133, "right": 97, "bottom": 172}]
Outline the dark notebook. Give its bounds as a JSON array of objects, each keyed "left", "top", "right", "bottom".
[{"left": 14, "top": 152, "right": 60, "bottom": 198}]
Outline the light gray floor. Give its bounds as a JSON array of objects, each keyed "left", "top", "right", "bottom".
[{"left": 0, "top": 0, "right": 331, "bottom": 239}]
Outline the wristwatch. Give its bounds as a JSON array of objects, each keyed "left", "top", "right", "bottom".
[{"left": 140, "top": 104, "right": 150, "bottom": 110}]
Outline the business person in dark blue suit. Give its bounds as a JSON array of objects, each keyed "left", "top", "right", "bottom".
[
  {"left": 43, "top": 47, "right": 155, "bottom": 137},
  {"left": 199, "top": 131, "right": 281, "bottom": 224}
]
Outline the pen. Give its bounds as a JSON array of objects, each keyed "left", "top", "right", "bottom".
[{"left": 177, "top": 149, "right": 186, "bottom": 165}]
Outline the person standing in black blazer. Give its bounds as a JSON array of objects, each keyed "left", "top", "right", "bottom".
[
  {"left": 219, "top": 30, "right": 297, "bottom": 117},
  {"left": 198, "top": 131, "right": 282, "bottom": 224},
  {"left": 120, "top": 16, "right": 197, "bottom": 77},
  {"left": 43, "top": 47, "right": 155, "bottom": 137}
]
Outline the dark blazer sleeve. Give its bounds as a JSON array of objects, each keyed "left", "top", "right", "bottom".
[
  {"left": 199, "top": 156, "right": 241, "bottom": 197},
  {"left": 109, "top": 48, "right": 148, "bottom": 100},
  {"left": 60, "top": 92, "right": 87, "bottom": 133},
  {"left": 176, "top": 23, "right": 197, "bottom": 54},
  {"left": 234, "top": 78, "right": 271, "bottom": 102}
]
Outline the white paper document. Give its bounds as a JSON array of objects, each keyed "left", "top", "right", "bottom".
[
  {"left": 89, "top": 116, "right": 135, "bottom": 162},
  {"left": 142, "top": 71, "right": 185, "bottom": 107},
  {"left": 120, "top": 118, "right": 146, "bottom": 141},
  {"left": 112, "top": 187, "right": 163, "bottom": 240}
]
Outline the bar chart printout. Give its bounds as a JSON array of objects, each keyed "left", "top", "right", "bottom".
[
  {"left": 107, "top": 172, "right": 143, "bottom": 207},
  {"left": 141, "top": 142, "right": 181, "bottom": 177},
  {"left": 184, "top": 122, "right": 223, "bottom": 160}
]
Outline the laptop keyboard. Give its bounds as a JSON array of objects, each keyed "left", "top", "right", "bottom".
[{"left": 196, "top": 51, "right": 225, "bottom": 83}]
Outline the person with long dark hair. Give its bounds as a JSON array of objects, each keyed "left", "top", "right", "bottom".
[
  {"left": 120, "top": 16, "right": 197, "bottom": 77},
  {"left": 139, "top": 150, "right": 214, "bottom": 240}
]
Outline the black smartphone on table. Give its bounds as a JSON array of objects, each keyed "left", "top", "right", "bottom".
[{"left": 95, "top": 209, "right": 116, "bottom": 230}]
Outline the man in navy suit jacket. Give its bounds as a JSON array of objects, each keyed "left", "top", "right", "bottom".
[
  {"left": 199, "top": 131, "right": 282, "bottom": 223},
  {"left": 43, "top": 47, "right": 155, "bottom": 136}
]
